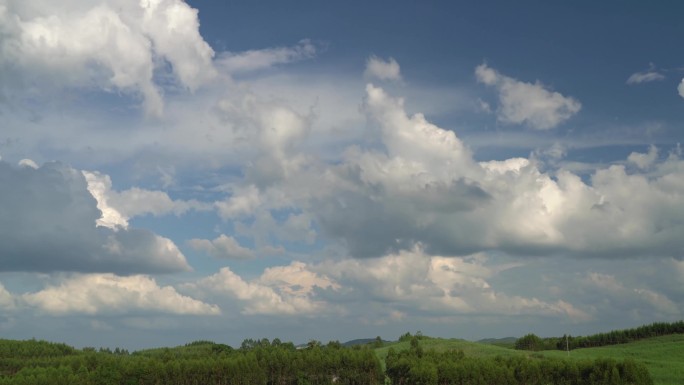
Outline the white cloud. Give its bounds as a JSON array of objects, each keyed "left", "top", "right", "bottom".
[
  {"left": 315, "top": 247, "right": 589, "bottom": 320},
  {"left": 23, "top": 273, "right": 220, "bottom": 315},
  {"left": 0, "top": 283, "right": 16, "bottom": 310},
  {"left": 215, "top": 185, "right": 262, "bottom": 219},
  {"left": 83, "top": 171, "right": 210, "bottom": 227},
  {"left": 187, "top": 263, "right": 338, "bottom": 316},
  {"left": 0, "top": 0, "right": 216, "bottom": 116},
  {"left": 628, "top": 145, "right": 658, "bottom": 169},
  {"left": 0, "top": 161, "right": 191, "bottom": 274},
  {"left": 364, "top": 56, "right": 402, "bottom": 81},
  {"left": 678, "top": 78, "right": 684, "bottom": 99},
  {"left": 188, "top": 234, "right": 255, "bottom": 260},
  {"left": 259, "top": 262, "right": 339, "bottom": 296},
  {"left": 17, "top": 159, "right": 38, "bottom": 169},
  {"left": 211, "top": 91, "right": 312, "bottom": 189},
  {"left": 627, "top": 64, "right": 664, "bottom": 85},
  {"left": 217, "top": 39, "right": 316, "bottom": 74},
  {"left": 475, "top": 63, "right": 581, "bottom": 129},
  {"left": 627, "top": 71, "right": 665, "bottom": 84},
  {"left": 308, "top": 85, "right": 684, "bottom": 260},
  {"left": 83, "top": 171, "right": 130, "bottom": 229}
]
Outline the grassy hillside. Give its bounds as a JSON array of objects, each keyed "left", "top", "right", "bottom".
[
  {"left": 374, "top": 337, "right": 523, "bottom": 369},
  {"left": 374, "top": 334, "right": 683, "bottom": 385},
  {"left": 539, "top": 334, "right": 684, "bottom": 385}
]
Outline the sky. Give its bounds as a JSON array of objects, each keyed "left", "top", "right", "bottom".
[{"left": 0, "top": 0, "right": 683, "bottom": 350}]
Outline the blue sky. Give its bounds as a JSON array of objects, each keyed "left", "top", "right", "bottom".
[{"left": 0, "top": 0, "right": 683, "bottom": 350}]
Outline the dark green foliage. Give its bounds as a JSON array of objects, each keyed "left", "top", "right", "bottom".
[
  {"left": 515, "top": 320, "right": 684, "bottom": 352},
  {"left": 0, "top": 332, "right": 659, "bottom": 385},
  {"left": 0, "top": 338, "right": 384, "bottom": 385},
  {"left": 514, "top": 333, "right": 544, "bottom": 351}
]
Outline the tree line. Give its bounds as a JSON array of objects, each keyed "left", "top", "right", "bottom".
[
  {"left": 0, "top": 338, "right": 383, "bottom": 385},
  {"left": 387, "top": 337, "right": 652, "bottom": 385},
  {"left": 515, "top": 320, "right": 684, "bottom": 351},
  {"left": 0, "top": 333, "right": 655, "bottom": 385}
]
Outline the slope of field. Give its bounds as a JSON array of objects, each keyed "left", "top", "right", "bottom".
[
  {"left": 375, "top": 335, "right": 683, "bottom": 384},
  {"left": 374, "top": 337, "right": 522, "bottom": 369},
  {"left": 539, "top": 334, "right": 684, "bottom": 385}
]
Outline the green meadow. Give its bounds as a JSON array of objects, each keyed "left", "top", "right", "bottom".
[
  {"left": 374, "top": 334, "right": 684, "bottom": 384},
  {"left": 539, "top": 334, "right": 684, "bottom": 385}
]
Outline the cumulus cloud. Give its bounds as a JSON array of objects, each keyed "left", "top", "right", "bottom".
[
  {"left": 304, "top": 85, "right": 684, "bottom": 260},
  {"left": 188, "top": 234, "right": 255, "bottom": 260},
  {"left": 259, "top": 262, "right": 340, "bottom": 296},
  {"left": 186, "top": 263, "right": 338, "bottom": 316},
  {"left": 217, "top": 39, "right": 316, "bottom": 74},
  {"left": 475, "top": 64, "right": 581, "bottom": 129},
  {"left": 0, "top": 161, "right": 191, "bottom": 274},
  {"left": 212, "top": 90, "right": 312, "bottom": 190},
  {"left": 23, "top": 274, "right": 220, "bottom": 315},
  {"left": 182, "top": 248, "right": 589, "bottom": 322},
  {"left": 628, "top": 145, "right": 658, "bottom": 169},
  {"left": 0, "top": 283, "right": 16, "bottom": 310},
  {"left": 0, "top": 0, "right": 216, "bottom": 116},
  {"left": 364, "top": 56, "right": 402, "bottom": 81},
  {"left": 314, "top": 247, "right": 589, "bottom": 320},
  {"left": 83, "top": 171, "right": 210, "bottom": 227},
  {"left": 215, "top": 185, "right": 262, "bottom": 220}
]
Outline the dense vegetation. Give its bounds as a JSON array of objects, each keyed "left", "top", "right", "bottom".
[
  {"left": 0, "top": 338, "right": 383, "bottom": 385},
  {"left": 385, "top": 336, "right": 652, "bottom": 385},
  {"left": 1, "top": 323, "right": 677, "bottom": 385},
  {"left": 515, "top": 321, "right": 684, "bottom": 352}
]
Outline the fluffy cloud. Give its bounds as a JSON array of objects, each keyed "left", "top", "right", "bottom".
[
  {"left": 314, "top": 247, "right": 589, "bottom": 320},
  {"left": 0, "top": 161, "right": 191, "bottom": 274},
  {"left": 0, "top": 283, "right": 16, "bottom": 310},
  {"left": 83, "top": 171, "right": 210, "bottom": 227},
  {"left": 182, "top": 249, "right": 588, "bottom": 322},
  {"left": 364, "top": 56, "right": 402, "bottom": 81},
  {"left": 259, "top": 262, "right": 340, "bottom": 296},
  {"left": 212, "top": 90, "right": 312, "bottom": 189},
  {"left": 475, "top": 64, "right": 581, "bottom": 129},
  {"left": 306, "top": 84, "right": 684, "bottom": 260},
  {"left": 0, "top": 0, "right": 216, "bottom": 116},
  {"left": 628, "top": 145, "right": 658, "bottom": 169},
  {"left": 23, "top": 274, "right": 220, "bottom": 315},
  {"left": 186, "top": 263, "right": 338, "bottom": 316},
  {"left": 188, "top": 234, "right": 255, "bottom": 260}
]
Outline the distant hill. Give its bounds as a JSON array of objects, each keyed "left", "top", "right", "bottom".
[
  {"left": 476, "top": 337, "right": 517, "bottom": 349},
  {"left": 476, "top": 337, "right": 517, "bottom": 345},
  {"left": 342, "top": 338, "right": 389, "bottom": 347}
]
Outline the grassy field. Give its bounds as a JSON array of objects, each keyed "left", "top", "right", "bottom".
[
  {"left": 539, "top": 334, "right": 684, "bottom": 385},
  {"left": 374, "top": 335, "right": 684, "bottom": 385},
  {"left": 374, "top": 337, "right": 521, "bottom": 370}
]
